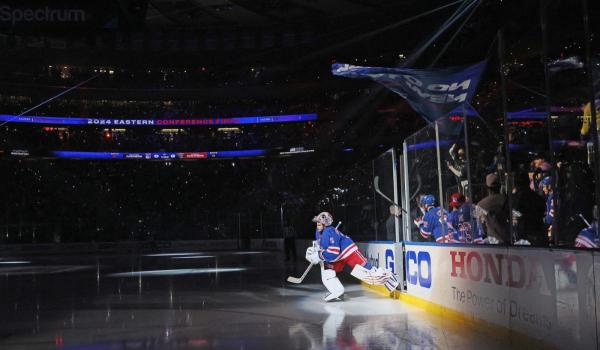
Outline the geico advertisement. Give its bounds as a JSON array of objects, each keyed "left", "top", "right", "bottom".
[
  {"left": 356, "top": 242, "right": 396, "bottom": 274},
  {"left": 404, "top": 243, "right": 596, "bottom": 349}
]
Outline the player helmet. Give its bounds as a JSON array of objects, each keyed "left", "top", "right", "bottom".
[
  {"left": 449, "top": 193, "right": 465, "bottom": 209},
  {"left": 312, "top": 212, "right": 333, "bottom": 226},
  {"left": 541, "top": 176, "right": 552, "bottom": 186},
  {"left": 421, "top": 195, "right": 436, "bottom": 207}
]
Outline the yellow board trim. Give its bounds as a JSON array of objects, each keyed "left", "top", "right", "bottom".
[{"left": 361, "top": 282, "right": 557, "bottom": 350}]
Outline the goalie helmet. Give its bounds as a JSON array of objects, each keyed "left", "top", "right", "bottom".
[{"left": 312, "top": 212, "right": 333, "bottom": 226}]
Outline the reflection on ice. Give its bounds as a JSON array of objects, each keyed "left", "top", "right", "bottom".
[
  {"left": 295, "top": 285, "right": 408, "bottom": 316},
  {"left": 290, "top": 299, "right": 436, "bottom": 350}
]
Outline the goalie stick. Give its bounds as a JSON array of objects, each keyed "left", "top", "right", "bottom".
[
  {"left": 286, "top": 261, "right": 316, "bottom": 284},
  {"left": 373, "top": 176, "right": 407, "bottom": 213},
  {"left": 286, "top": 222, "right": 341, "bottom": 284}
]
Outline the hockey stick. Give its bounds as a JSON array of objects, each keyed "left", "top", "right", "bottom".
[
  {"left": 374, "top": 176, "right": 408, "bottom": 213},
  {"left": 286, "top": 263, "right": 314, "bottom": 284},
  {"left": 578, "top": 213, "right": 593, "bottom": 229},
  {"left": 286, "top": 222, "right": 341, "bottom": 284}
]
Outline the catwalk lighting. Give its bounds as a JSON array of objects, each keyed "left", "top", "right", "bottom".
[
  {"left": 0, "top": 261, "right": 31, "bottom": 264},
  {"left": 107, "top": 267, "right": 247, "bottom": 277}
]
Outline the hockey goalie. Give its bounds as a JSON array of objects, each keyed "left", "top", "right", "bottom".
[{"left": 305, "top": 212, "right": 399, "bottom": 302}]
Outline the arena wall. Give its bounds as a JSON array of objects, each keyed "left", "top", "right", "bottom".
[
  {"left": 359, "top": 241, "right": 600, "bottom": 350},
  {"left": 0, "top": 240, "right": 240, "bottom": 254}
]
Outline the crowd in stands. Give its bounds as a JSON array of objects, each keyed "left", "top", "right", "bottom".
[
  {"left": 0, "top": 62, "right": 338, "bottom": 91},
  {"left": 0, "top": 157, "right": 316, "bottom": 243},
  {"left": 3, "top": 122, "right": 320, "bottom": 153}
]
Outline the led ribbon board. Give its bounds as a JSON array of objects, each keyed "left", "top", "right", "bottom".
[
  {"left": 0, "top": 113, "right": 317, "bottom": 126},
  {"left": 51, "top": 149, "right": 267, "bottom": 160}
]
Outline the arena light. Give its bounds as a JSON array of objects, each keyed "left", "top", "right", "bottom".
[
  {"left": 0, "top": 261, "right": 31, "bottom": 264},
  {"left": 217, "top": 127, "right": 241, "bottom": 133},
  {"left": 232, "top": 251, "right": 265, "bottom": 255},
  {"left": 279, "top": 147, "right": 315, "bottom": 155},
  {"left": 107, "top": 267, "right": 247, "bottom": 277},
  {"left": 10, "top": 149, "right": 29, "bottom": 156},
  {"left": 171, "top": 255, "right": 216, "bottom": 259}
]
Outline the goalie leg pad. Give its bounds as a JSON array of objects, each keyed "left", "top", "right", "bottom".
[
  {"left": 321, "top": 268, "right": 344, "bottom": 302},
  {"left": 350, "top": 264, "right": 389, "bottom": 285},
  {"left": 384, "top": 273, "right": 400, "bottom": 292}
]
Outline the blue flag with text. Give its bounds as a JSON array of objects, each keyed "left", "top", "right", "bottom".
[{"left": 332, "top": 61, "right": 486, "bottom": 123}]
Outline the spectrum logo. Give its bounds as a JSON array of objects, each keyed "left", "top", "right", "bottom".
[{"left": 0, "top": 6, "right": 86, "bottom": 24}]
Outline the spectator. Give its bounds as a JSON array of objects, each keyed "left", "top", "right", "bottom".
[
  {"left": 446, "top": 144, "right": 468, "bottom": 194},
  {"left": 384, "top": 204, "right": 402, "bottom": 242},
  {"left": 512, "top": 171, "right": 547, "bottom": 246},
  {"left": 476, "top": 173, "right": 510, "bottom": 244},
  {"left": 529, "top": 155, "right": 552, "bottom": 194}
]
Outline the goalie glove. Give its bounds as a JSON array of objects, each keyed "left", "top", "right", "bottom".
[{"left": 305, "top": 246, "right": 322, "bottom": 265}]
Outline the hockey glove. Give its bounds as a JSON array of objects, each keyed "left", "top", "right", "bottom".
[{"left": 305, "top": 247, "right": 322, "bottom": 265}]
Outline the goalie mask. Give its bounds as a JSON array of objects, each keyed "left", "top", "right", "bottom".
[{"left": 312, "top": 212, "right": 333, "bottom": 226}]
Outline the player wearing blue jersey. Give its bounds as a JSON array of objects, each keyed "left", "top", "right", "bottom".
[
  {"left": 448, "top": 193, "right": 480, "bottom": 243},
  {"left": 541, "top": 176, "right": 554, "bottom": 241},
  {"left": 575, "top": 207, "right": 599, "bottom": 248},
  {"left": 305, "top": 212, "right": 399, "bottom": 301},
  {"left": 575, "top": 223, "right": 598, "bottom": 248},
  {"left": 414, "top": 195, "right": 458, "bottom": 243}
]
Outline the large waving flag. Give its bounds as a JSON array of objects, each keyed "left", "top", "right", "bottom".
[{"left": 332, "top": 61, "right": 486, "bottom": 123}]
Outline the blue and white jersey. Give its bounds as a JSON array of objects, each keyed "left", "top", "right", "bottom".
[
  {"left": 418, "top": 207, "right": 458, "bottom": 243},
  {"left": 545, "top": 192, "right": 555, "bottom": 226},
  {"left": 575, "top": 223, "right": 599, "bottom": 248},
  {"left": 472, "top": 218, "right": 485, "bottom": 244},
  {"left": 449, "top": 203, "right": 475, "bottom": 243},
  {"left": 315, "top": 226, "right": 358, "bottom": 263}
]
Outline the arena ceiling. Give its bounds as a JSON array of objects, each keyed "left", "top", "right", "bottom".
[{"left": 132, "top": 0, "right": 417, "bottom": 27}]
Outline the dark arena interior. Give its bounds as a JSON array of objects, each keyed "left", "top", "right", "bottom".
[{"left": 1, "top": 1, "right": 600, "bottom": 349}]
